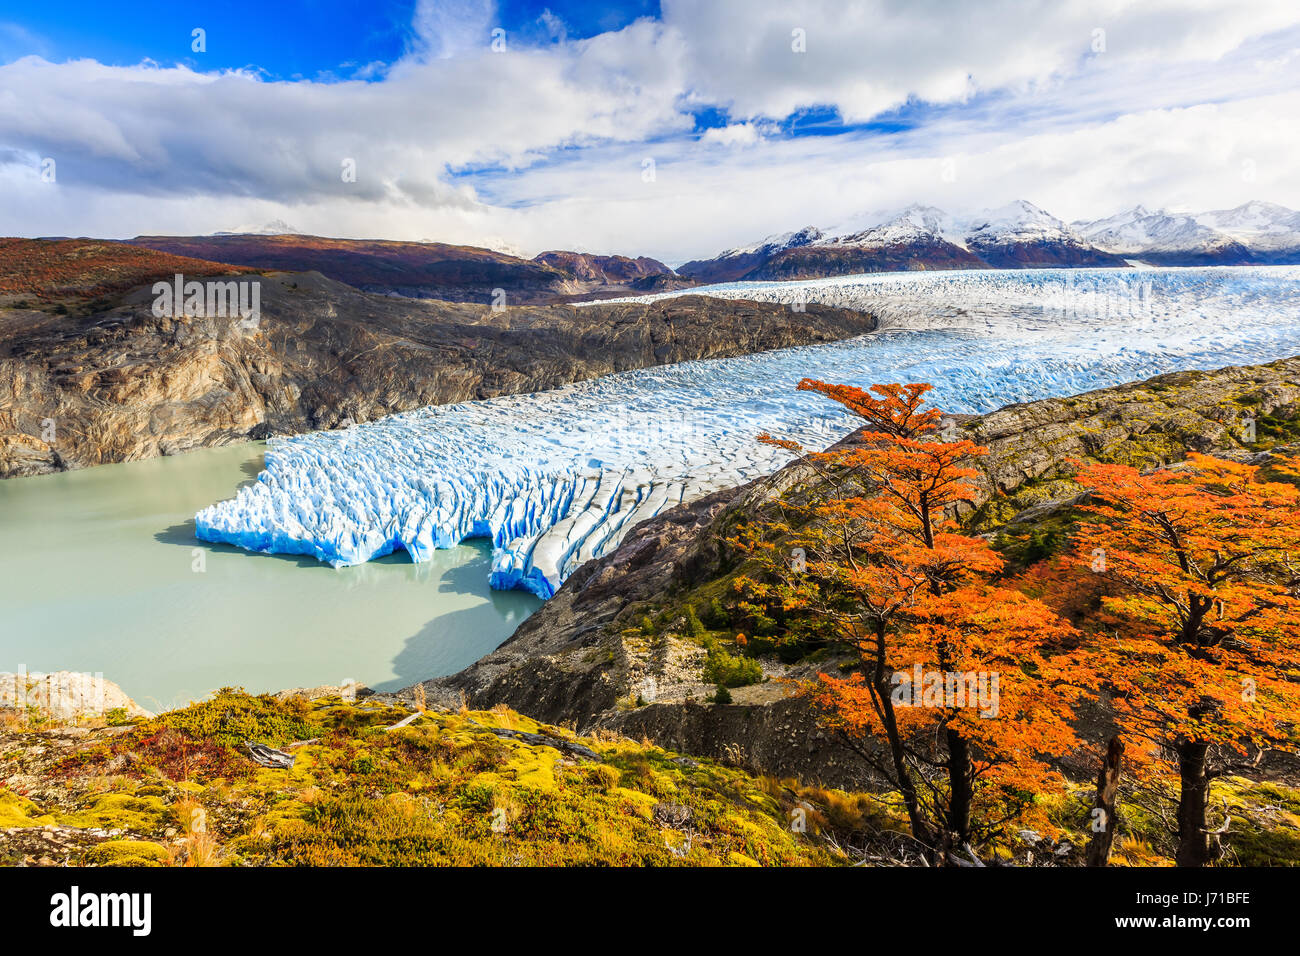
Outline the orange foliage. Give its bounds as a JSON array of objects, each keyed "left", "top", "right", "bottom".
[
  {"left": 739, "top": 379, "right": 1298, "bottom": 866},
  {"left": 1071, "top": 454, "right": 1300, "bottom": 752},
  {"left": 738, "top": 380, "right": 1086, "bottom": 857},
  {"left": 1065, "top": 454, "right": 1300, "bottom": 864}
]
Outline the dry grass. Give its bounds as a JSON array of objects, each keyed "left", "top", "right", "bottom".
[{"left": 167, "top": 795, "right": 225, "bottom": 867}]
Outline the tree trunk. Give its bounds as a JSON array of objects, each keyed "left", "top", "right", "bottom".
[
  {"left": 945, "top": 727, "right": 973, "bottom": 848},
  {"left": 870, "top": 622, "right": 935, "bottom": 855},
  {"left": 1085, "top": 735, "right": 1124, "bottom": 867},
  {"left": 1175, "top": 739, "right": 1211, "bottom": 867},
  {"left": 875, "top": 679, "right": 934, "bottom": 852}
]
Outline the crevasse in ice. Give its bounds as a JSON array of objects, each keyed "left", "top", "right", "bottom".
[{"left": 196, "top": 266, "right": 1300, "bottom": 598}]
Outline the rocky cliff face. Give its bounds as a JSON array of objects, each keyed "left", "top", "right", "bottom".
[
  {"left": 414, "top": 356, "right": 1300, "bottom": 787},
  {"left": 532, "top": 250, "right": 674, "bottom": 282},
  {"left": 0, "top": 271, "right": 877, "bottom": 478}
]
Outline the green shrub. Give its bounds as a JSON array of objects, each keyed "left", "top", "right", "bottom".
[
  {"left": 587, "top": 764, "right": 621, "bottom": 791},
  {"left": 703, "top": 598, "right": 730, "bottom": 629},
  {"left": 351, "top": 752, "right": 376, "bottom": 775},
  {"left": 684, "top": 606, "right": 707, "bottom": 639},
  {"left": 702, "top": 645, "right": 762, "bottom": 688},
  {"left": 712, "top": 685, "right": 733, "bottom": 705},
  {"left": 148, "top": 689, "right": 324, "bottom": 747}
]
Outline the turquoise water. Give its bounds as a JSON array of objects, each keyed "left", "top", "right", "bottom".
[{"left": 0, "top": 442, "right": 539, "bottom": 713}]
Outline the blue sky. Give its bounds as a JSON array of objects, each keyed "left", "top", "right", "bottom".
[
  {"left": 2, "top": 1, "right": 1299, "bottom": 260},
  {"left": 0, "top": 1, "right": 659, "bottom": 78}
]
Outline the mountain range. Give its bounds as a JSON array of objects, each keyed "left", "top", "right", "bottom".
[
  {"left": 124, "top": 233, "right": 684, "bottom": 305},
  {"left": 1073, "top": 201, "right": 1300, "bottom": 266},
  {"left": 43, "top": 198, "right": 1299, "bottom": 308},
  {"left": 679, "top": 200, "right": 1300, "bottom": 282}
]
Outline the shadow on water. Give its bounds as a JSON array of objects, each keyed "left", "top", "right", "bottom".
[
  {"left": 154, "top": 517, "right": 511, "bottom": 579},
  {"left": 149, "top": 462, "right": 541, "bottom": 692},
  {"left": 378, "top": 544, "right": 541, "bottom": 692},
  {"left": 151, "top": 444, "right": 277, "bottom": 556},
  {"left": 433, "top": 548, "right": 496, "bottom": 594},
  {"left": 375, "top": 597, "right": 537, "bottom": 693},
  {"left": 239, "top": 456, "right": 264, "bottom": 481},
  {"left": 153, "top": 520, "right": 327, "bottom": 570}
]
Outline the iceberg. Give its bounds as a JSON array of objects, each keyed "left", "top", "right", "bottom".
[{"left": 197, "top": 266, "right": 1300, "bottom": 599}]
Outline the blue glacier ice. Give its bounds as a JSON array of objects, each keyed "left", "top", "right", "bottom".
[{"left": 196, "top": 266, "right": 1300, "bottom": 599}]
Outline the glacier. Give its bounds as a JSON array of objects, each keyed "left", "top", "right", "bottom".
[{"left": 196, "top": 266, "right": 1300, "bottom": 599}]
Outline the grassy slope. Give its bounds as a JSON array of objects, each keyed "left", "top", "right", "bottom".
[
  {"left": 3, "top": 690, "right": 1294, "bottom": 866},
  {"left": 0, "top": 691, "right": 888, "bottom": 867}
]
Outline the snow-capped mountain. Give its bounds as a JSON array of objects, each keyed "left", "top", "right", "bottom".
[
  {"left": 681, "top": 199, "right": 1300, "bottom": 281},
  {"left": 215, "top": 219, "right": 302, "bottom": 236},
  {"left": 823, "top": 204, "right": 966, "bottom": 248},
  {"left": 1195, "top": 201, "right": 1300, "bottom": 258},
  {"left": 746, "top": 204, "right": 984, "bottom": 279},
  {"left": 966, "top": 200, "right": 1073, "bottom": 243},
  {"left": 1075, "top": 201, "right": 1300, "bottom": 265},
  {"left": 1074, "top": 206, "right": 1247, "bottom": 265},
  {"left": 961, "top": 200, "right": 1126, "bottom": 268},
  {"left": 677, "top": 225, "right": 822, "bottom": 283},
  {"left": 683, "top": 200, "right": 1125, "bottom": 281},
  {"left": 722, "top": 225, "right": 824, "bottom": 258}
]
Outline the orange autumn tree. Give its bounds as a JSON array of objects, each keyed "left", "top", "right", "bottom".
[
  {"left": 1069, "top": 454, "right": 1300, "bottom": 867},
  {"left": 736, "top": 381, "right": 1084, "bottom": 861}
]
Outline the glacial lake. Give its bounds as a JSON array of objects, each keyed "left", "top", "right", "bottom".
[{"left": 0, "top": 442, "right": 540, "bottom": 713}]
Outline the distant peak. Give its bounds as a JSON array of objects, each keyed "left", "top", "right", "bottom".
[{"left": 217, "top": 219, "right": 301, "bottom": 236}]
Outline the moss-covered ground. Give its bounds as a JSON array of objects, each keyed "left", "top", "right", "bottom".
[{"left": 0, "top": 690, "right": 881, "bottom": 866}]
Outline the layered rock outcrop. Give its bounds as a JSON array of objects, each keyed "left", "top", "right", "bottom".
[{"left": 1, "top": 271, "right": 877, "bottom": 477}]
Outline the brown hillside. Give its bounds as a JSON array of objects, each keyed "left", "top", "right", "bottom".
[{"left": 0, "top": 238, "right": 255, "bottom": 302}]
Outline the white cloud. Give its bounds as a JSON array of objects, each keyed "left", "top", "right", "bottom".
[
  {"left": 699, "top": 122, "right": 764, "bottom": 147},
  {"left": 1, "top": 0, "right": 1298, "bottom": 262},
  {"left": 659, "top": 0, "right": 1300, "bottom": 120}
]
